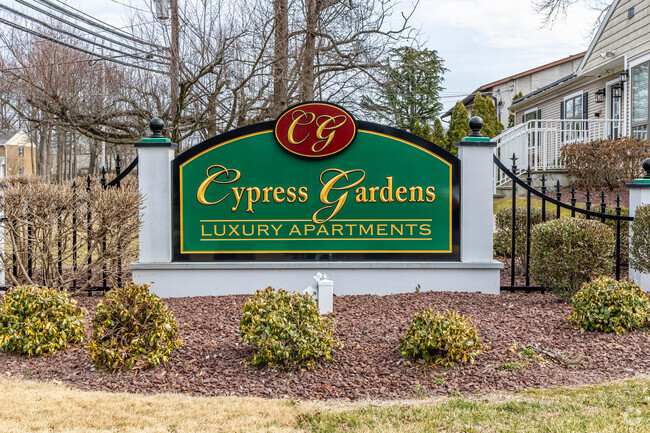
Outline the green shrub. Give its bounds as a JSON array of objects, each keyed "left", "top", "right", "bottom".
[
  {"left": 239, "top": 287, "right": 340, "bottom": 370},
  {"left": 530, "top": 218, "right": 614, "bottom": 296},
  {"left": 399, "top": 309, "right": 482, "bottom": 366},
  {"left": 598, "top": 206, "right": 630, "bottom": 265},
  {"left": 88, "top": 283, "right": 181, "bottom": 371},
  {"left": 569, "top": 277, "right": 649, "bottom": 335},
  {"left": 631, "top": 204, "right": 650, "bottom": 273},
  {"left": 493, "top": 206, "right": 554, "bottom": 271},
  {"left": 0, "top": 285, "right": 85, "bottom": 356}
]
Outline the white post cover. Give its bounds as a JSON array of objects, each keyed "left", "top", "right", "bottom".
[{"left": 627, "top": 178, "right": 650, "bottom": 291}]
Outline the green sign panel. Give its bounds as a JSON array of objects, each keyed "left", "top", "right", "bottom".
[{"left": 172, "top": 103, "right": 459, "bottom": 261}]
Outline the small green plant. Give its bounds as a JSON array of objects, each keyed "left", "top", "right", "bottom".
[
  {"left": 0, "top": 285, "right": 85, "bottom": 356},
  {"left": 239, "top": 287, "right": 341, "bottom": 370},
  {"left": 521, "top": 348, "right": 536, "bottom": 358},
  {"left": 399, "top": 309, "right": 482, "bottom": 366},
  {"left": 413, "top": 384, "right": 428, "bottom": 398},
  {"left": 500, "top": 361, "right": 524, "bottom": 371},
  {"left": 530, "top": 218, "right": 614, "bottom": 296},
  {"left": 568, "top": 277, "right": 649, "bottom": 335},
  {"left": 434, "top": 378, "right": 445, "bottom": 385},
  {"left": 631, "top": 204, "right": 650, "bottom": 273},
  {"left": 87, "top": 282, "right": 181, "bottom": 371}
]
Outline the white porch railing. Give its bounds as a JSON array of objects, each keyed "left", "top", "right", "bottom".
[{"left": 493, "top": 118, "right": 623, "bottom": 191}]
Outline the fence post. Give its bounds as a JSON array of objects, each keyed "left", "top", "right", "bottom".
[
  {"left": 134, "top": 118, "right": 178, "bottom": 263},
  {"left": 627, "top": 158, "right": 650, "bottom": 292},
  {"left": 456, "top": 117, "right": 501, "bottom": 293}
]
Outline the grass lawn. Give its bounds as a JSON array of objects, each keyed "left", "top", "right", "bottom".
[
  {"left": 1, "top": 375, "right": 648, "bottom": 432},
  {"left": 494, "top": 196, "right": 582, "bottom": 218}
]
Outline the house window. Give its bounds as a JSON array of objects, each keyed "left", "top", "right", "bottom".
[
  {"left": 564, "top": 93, "right": 583, "bottom": 141},
  {"left": 632, "top": 62, "right": 649, "bottom": 139},
  {"left": 18, "top": 167, "right": 24, "bottom": 175},
  {"left": 18, "top": 147, "right": 24, "bottom": 157}
]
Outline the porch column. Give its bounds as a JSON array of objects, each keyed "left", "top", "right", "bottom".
[
  {"left": 627, "top": 158, "right": 650, "bottom": 291},
  {"left": 135, "top": 118, "right": 177, "bottom": 263}
]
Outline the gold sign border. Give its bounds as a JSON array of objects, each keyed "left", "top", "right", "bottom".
[{"left": 179, "top": 129, "right": 453, "bottom": 254}]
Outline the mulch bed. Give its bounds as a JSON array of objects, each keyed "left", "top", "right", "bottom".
[{"left": 1, "top": 290, "right": 649, "bottom": 400}]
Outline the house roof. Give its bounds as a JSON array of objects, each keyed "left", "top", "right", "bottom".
[
  {"left": 441, "top": 52, "right": 585, "bottom": 118},
  {"left": 0, "top": 131, "right": 32, "bottom": 147},
  {"left": 511, "top": 73, "right": 577, "bottom": 105},
  {"left": 576, "top": 0, "right": 619, "bottom": 75}
]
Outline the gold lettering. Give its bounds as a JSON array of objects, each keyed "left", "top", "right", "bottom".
[
  {"left": 368, "top": 186, "right": 379, "bottom": 203},
  {"left": 229, "top": 225, "right": 240, "bottom": 236},
  {"left": 409, "top": 186, "right": 424, "bottom": 202},
  {"left": 246, "top": 187, "right": 261, "bottom": 213},
  {"left": 242, "top": 225, "right": 254, "bottom": 236},
  {"left": 316, "top": 225, "right": 329, "bottom": 236},
  {"left": 395, "top": 186, "right": 408, "bottom": 203},
  {"left": 231, "top": 187, "right": 246, "bottom": 212},
  {"left": 312, "top": 115, "right": 347, "bottom": 153},
  {"left": 345, "top": 224, "right": 357, "bottom": 235},
  {"left": 377, "top": 224, "right": 388, "bottom": 235},
  {"left": 379, "top": 177, "right": 394, "bottom": 202},
  {"left": 271, "top": 224, "right": 282, "bottom": 236},
  {"left": 287, "top": 110, "right": 315, "bottom": 145},
  {"left": 391, "top": 224, "right": 403, "bottom": 236},
  {"left": 286, "top": 186, "right": 297, "bottom": 202},
  {"left": 313, "top": 169, "right": 365, "bottom": 224},
  {"left": 425, "top": 186, "right": 436, "bottom": 202},
  {"left": 298, "top": 187, "right": 309, "bottom": 202},
  {"left": 304, "top": 224, "right": 316, "bottom": 235},
  {"left": 288, "top": 225, "right": 301, "bottom": 236},
  {"left": 420, "top": 224, "right": 431, "bottom": 236},
  {"left": 360, "top": 224, "right": 373, "bottom": 236},
  {"left": 214, "top": 225, "right": 225, "bottom": 236},
  {"left": 201, "top": 225, "right": 212, "bottom": 237},
  {"left": 262, "top": 187, "right": 273, "bottom": 203},
  {"left": 332, "top": 224, "right": 343, "bottom": 236},
  {"left": 196, "top": 165, "right": 241, "bottom": 205},
  {"left": 273, "top": 187, "right": 286, "bottom": 203},
  {"left": 258, "top": 224, "right": 269, "bottom": 236},
  {"left": 355, "top": 186, "right": 367, "bottom": 203},
  {"left": 405, "top": 223, "right": 417, "bottom": 235}
]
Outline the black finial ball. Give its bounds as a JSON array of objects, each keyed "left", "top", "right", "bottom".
[
  {"left": 643, "top": 158, "right": 650, "bottom": 179},
  {"left": 149, "top": 117, "right": 165, "bottom": 138},
  {"left": 468, "top": 116, "right": 484, "bottom": 137}
]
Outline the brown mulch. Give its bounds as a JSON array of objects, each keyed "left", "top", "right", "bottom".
[
  {"left": 1, "top": 291, "right": 649, "bottom": 401},
  {"left": 558, "top": 187, "right": 629, "bottom": 209}
]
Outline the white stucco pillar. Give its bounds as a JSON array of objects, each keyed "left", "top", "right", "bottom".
[
  {"left": 627, "top": 163, "right": 650, "bottom": 291},
  {"left": 456, "top": 117, "right": 498, "bottom": 265},
  {"left": 135, "top": 118, "right": 177, "bottom": 264}
]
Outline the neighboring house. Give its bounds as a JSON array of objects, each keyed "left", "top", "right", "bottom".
[
  {"left": 441, "top": 53, "right": 585, "bottom": 125},
  {"left": 0, "top": 131, "right": 34, "bottom": 178},
  {"left": 499, "top": 0, "right": 649, "bottom": 188}
]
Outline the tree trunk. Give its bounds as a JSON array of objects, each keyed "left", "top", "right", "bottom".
[
  {"left": 300, "top": 0, "right": 320, "bottom": 101},
  {"left": 273, "top": 0, "right": 289, "bottom": 115}
]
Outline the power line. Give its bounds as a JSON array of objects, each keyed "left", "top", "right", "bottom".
[
  {"left": 109, "top": 0, "right": 150, "bottom": 13},
  {"left": 0, "top": 16, "right": 166, "bottom": 74},
  {"left": 32, "top": 0, "right": 164, "bottom": 50},
  {"left": 14, "top": 0, "right": 168, "bottom": 59},
  {"left": 0, "top": 3, "right": 168, "bottom": 65}
]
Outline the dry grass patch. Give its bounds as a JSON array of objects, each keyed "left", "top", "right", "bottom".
[{"left": 0, "top": 377, "right": 314, "bottom": 433}]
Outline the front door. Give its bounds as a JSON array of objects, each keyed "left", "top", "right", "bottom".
[{"left": 610, "top": 87, "right": 621, "bottom": 139}]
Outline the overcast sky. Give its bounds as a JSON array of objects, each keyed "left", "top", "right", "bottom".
[{"left": 68, "top": 0, "right": 603, "bottom": 115}]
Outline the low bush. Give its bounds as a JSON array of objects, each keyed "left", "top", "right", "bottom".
[
  {"left": 530, "top": 218, "right": 614, "bottom": 296},
  {"left": 0, "top": 285, "right": 85, "bottom": 356},
  {"left": 494, "top": 206, "right": 554, "bottom": 272},
  {"left": 569, "top": 277, "right": 649, "bottom": 335},
  {"left": 239, "top": 287, "right": 340, "bottom": 370},
  {"left": 399, "top": 309, "right": 482, "bottom": 366},
  {"left": 87, "top": 282, "right": 181, "bottom": 371},
  {"left": 630, "top": 204, "right": 650, "bottom": 273},
  {"left": 561, "top": 137, "right": 649, "bottom": 190}
]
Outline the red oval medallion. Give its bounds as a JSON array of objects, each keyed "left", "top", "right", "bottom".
[{"left": 274, "top": 102, "right": 357, "bottom": 158}]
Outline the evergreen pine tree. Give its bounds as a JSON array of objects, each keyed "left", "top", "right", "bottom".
[
  {"left": 471, "top": 92, "right": 504, "bottom": 138},
  {"left": 446, "top": 101, "right": 471, "bottom": 149},
  {"left": 507, "top": 91, "right": 523, "bottom": 128},
  {"left": 432, "top": 118, "right": 448, "bottom": 151},
  {"left": 411, "top": 120, "right": 434, "bottom": 142}
]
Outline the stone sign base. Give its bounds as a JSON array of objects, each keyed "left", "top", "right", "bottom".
[{"left": 131, "top": 261, "right": 502, "bottom": 297}]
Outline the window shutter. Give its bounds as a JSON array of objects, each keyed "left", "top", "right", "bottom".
[
  {"left": 521, "top": 114, "right": 525, "bottom": 125},
  {"left": 560, "top": 101, "right": 564, "bottom": 141},
  {"left": 582, "top": 92, "right": 588, "bottom": 119}
]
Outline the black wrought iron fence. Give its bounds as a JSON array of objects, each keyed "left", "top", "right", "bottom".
[
  {"left": 0, "top": 155, "right": 139, "bottom": 293},
  {"left": 494, "top": 154, "right": 633, "bottom": 291}
]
